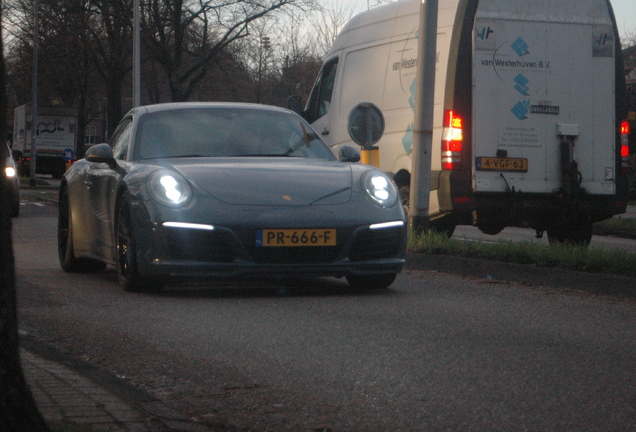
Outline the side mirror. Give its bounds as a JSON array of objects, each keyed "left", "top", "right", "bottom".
[
  {"left": 85, "top": 143, "right": 117, "bottom": 168},
  {"left": 287, "top": 95, "right": 303, "bottom": 115},
  {"left": 339, "top": 145, "right": 361, "bottom": 163},
  {"left": 11, "top": 149, "right": 23, "bottom": 161}
]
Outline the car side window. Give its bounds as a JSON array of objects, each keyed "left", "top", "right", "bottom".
[
  {"left": 111, "top": 118, "right": 133, "bottom": 160},
  {"left": 304, "top": 57, "right": 339, "bottom": 124}
]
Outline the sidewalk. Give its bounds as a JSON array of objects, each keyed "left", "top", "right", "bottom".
[{"left": 21, "top": 349, "right": 212, "bottom": 432}]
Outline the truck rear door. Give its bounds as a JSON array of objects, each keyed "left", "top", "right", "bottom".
[{"left": 471, "top": 0, "right": 616, "bottom": 196}]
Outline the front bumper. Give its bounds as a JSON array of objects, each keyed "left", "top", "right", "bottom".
[{"left": 132, "top": 199, "right": 407, "bottom": 279}]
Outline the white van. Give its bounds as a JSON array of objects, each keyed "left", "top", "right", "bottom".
[{"left": 294, "top": 0, "right": 631, "bottom": 244}]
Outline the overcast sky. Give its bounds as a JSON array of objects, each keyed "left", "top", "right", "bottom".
[{"left": 333, "top": 0, "right": 636, "bottom": 41}]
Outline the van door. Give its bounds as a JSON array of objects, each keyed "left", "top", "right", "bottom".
[
  {"left": 304, "top": 57, "right": 339, "bottom": 143},
  {"left": 471, "top": 0, "right": 616, "bottom": 197}
]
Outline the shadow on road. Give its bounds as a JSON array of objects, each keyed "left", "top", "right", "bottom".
[{"left": 88, "top": 267, "right": 401, "bottom": 299}]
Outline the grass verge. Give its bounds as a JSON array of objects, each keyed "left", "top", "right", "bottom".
[
  {"left": 593, "top": 216, "right": 636, "bottom": 239},
  {"left": 408, "top": 230, "right": 636, "bottom": 278}
]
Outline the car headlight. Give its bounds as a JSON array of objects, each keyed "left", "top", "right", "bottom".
[
  {"left": 148, "top": 169, "right": 192, "bottom": 207},
  {"left": 5, "top": 166, "right": 16, "bottom": 178},
  {"left": 362, "top": 171, "right": 398, "bottom": 207}
]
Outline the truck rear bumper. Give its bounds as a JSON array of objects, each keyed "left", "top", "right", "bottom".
[{"left": 451, "top": 192, "right": 627, "bottom": 230}]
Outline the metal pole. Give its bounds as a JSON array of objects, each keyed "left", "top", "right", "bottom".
[
  {"left": 409, "top": 0, "right": 438, "bottom": 233},
  {"left": 133, "top": 0, "right": 141, "bottom": 107},
  {"left": 29, "top": 0, "right": 39, "bottom": 187}
]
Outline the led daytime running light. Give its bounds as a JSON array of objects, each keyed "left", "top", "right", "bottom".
[{"left": 163, "top": 222, "right": 214, "bottom": 230}]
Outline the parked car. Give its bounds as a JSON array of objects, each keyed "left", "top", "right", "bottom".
[
  {"left": 4, "top": 143, "right": 20, "bottom": 217},
  {"left": 58, "top": 103, "right": 407, "bottom": 292}
]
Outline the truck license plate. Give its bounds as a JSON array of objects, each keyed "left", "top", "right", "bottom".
[
  {"left": 476, "top": 157, "right": 528, "bottom": 172},
  {"left": 256, "top": 229, "right": 337, "bottom": 247}
]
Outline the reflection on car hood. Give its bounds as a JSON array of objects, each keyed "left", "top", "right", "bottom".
[{"left": 170, "top": 158, "right": 353, "bottom": 206}]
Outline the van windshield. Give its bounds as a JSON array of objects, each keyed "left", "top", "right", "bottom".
[{"left": 304, "top": 57, "right": 339, "bottom": 124}]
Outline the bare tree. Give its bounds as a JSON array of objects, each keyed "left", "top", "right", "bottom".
[
  {"left": 89, "top": 0, "right": 134, "bottom": 137},
  {"left": 236, "top": 17, "right": 277, "bottom": 102},
  {"left": 141, "top": 0, "right": 317, "bottom": 102},
  {"left": 366, "top": 0, "right": 395, "bottom": 9},
  {"left": 4, "top": 0, "right": 107, "bottom": 156},
  {"left": 307, "top": 1, "right": 356, "bottom": 57},
  {"left": 267, "top": 7, "right": 323, "bottom": 103}
]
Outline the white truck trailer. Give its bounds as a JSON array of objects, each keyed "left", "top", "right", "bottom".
[
  {"left": 13, "top": 105, "right": 78, "bottom": 179},
  {"left": 293, "top": 0, "right": 631, "bottom": 244}
]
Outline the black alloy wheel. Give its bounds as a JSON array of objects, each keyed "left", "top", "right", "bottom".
[{"left": 116, "top": 192, "right": 163, "bottom": 292}]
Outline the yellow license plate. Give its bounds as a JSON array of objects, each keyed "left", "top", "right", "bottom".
[
  {"left": 476, "top": 157, "right": 528, "bottom": 172},
  {"left": 256, "top": 229, "right": 337, "bottom": 247}
]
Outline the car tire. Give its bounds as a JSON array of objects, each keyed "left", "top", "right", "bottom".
[
  {"left": 58, "top": 186, "right": 106, "bottom": 273},
  {"left": 346, "top": 273, "right": 396, "bottom": 290},
  {"left": 116, "top": 192, "right": 163, "bottom": 293}
]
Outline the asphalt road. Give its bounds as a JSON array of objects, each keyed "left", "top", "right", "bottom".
[{"left": 13, "top": 201, "right": 636, "bottom": 432}]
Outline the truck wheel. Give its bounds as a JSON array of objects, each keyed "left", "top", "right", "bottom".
[
  {"left": 477, "top": 225, "right": 504, "bottom": 236},
  {"left": 398, "top": 186, "right": 410, "bottom": 219},
  {"left": 547, "top": 216, "right": 592, "bottom": 247},
  {"left": 430, "top": 216, "right": 456, "bottom": 237}
]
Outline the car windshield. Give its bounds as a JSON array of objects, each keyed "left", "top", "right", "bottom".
[{"left": 134, "top": 107, "right": 335, "bottom": 161}]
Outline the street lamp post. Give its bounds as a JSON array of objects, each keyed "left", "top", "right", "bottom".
[
  {"left": 133, "top": 0, "right": 141, "bottom": 107},
  {"left": 29, "top": 0, "right": 40, "bottom": 187},
  {"left": 409, "top": 0, "right": 438, "bottom": 233}
]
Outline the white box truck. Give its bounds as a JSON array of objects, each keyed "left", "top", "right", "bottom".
[
  {"left": 293, "top": 0, "right": 631, "bottom": 244},
  {"left": 13, "top": 105, "right": 79, "bottom": 179}
]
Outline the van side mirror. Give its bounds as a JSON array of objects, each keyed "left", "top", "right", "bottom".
[
  {"left": 85, "top": 143, "right": 117, "bottom": 168},
  {"left": 288, "top": 95, "right": 303, "bottom": 115},
  {"left": 339, "top": 145, "right": 361, "bottom": 163}
]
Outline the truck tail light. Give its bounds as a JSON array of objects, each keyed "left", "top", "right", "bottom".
[
  {"left": 442, "top": 110, "right": 463, "bottom": 170},
  {"left": 621, "top": 120, "right": 630, "bottom": 175}
]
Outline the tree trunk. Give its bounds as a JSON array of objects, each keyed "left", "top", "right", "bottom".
[
  {"left": 107, "top": 76, "right": 124, "bottom": 137},
  {"left": 0, "top": 5, "right": 51, "bottom": 428}
]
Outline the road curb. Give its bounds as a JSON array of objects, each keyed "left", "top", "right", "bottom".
[
  {"left": 405, "top": 253, "right": 636, "bottom": 299},
  {"left": 20, "top": 334, "right": 213, "bottom": 432}
]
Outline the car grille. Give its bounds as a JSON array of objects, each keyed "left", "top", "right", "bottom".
[
  {"left": 348, "top": 227, "right": 403, "bottom": 261},
  {"left": 249, "top": 246, "right": 342, "bottom": 264},
  {"left": 163, "top": 229, "right": 235, "bottom": 263},
  {"left": 161, "top": 226, "right": 402, "bottom": 265}
]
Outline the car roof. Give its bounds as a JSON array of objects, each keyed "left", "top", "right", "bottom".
[{"left": 135, "top": 102, "right": 294, "bottom": 116}]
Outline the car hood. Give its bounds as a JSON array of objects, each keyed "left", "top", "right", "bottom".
[{"left": 170, "top": 158, "right": 353, "bottom": 206}]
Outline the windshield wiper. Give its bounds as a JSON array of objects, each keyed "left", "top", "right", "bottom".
[
  {"left": 170, "top": 154, "right": 202, "bottom": 158},
  {"left": 284, "top": 123, "right": 313, "bottom": 156},
  {"left": 231, "top": 154, "right": 292, "bottom": 157}
]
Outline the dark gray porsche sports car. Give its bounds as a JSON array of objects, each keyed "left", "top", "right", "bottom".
[{"left": 58, "top": 103, "right": 406, "bottom": 292}]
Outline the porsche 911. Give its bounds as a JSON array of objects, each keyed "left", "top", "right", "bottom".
[{"left": 58, "top": 103, "right": 407, "bottom": 291}]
